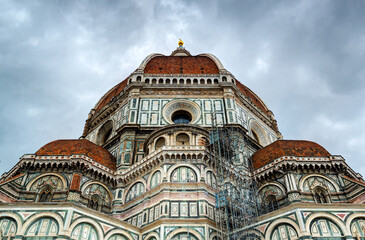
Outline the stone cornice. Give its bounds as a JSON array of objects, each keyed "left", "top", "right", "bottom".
[{"left": 253, "top": 155, "right": 357, "bottom": 180}]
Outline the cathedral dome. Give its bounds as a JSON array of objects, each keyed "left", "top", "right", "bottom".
[
  {"left": 144, "top": 55, "right": 219, "bottom": 74},
  {"left": 35, "top": 139, "right": 116, "bottom": 170},
  {"left": 251, "top": 140, "right": 331, "bottom": 170},
  {"left": 92, "top": 51, "right": 270, "bottom": 117}
]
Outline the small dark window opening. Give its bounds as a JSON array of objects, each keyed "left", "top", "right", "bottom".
[
  {"left": 39, "top": 187, "right": 53, "bottom": 202},
  {"left": 265, "top": 195, "right": 278, "bottom": 211},
  {"left": 172, "top": 110, "right": 192, "bottom": 124},
  {"left": 252, "top": 131, "right": 260, "bottom": 144},
  {"left": 155, "top": 137, "right": 166, "bottom": 150},
  {"left": 103, "top": 129, "right": 112, "bottom": 144},
  {"left": 176, "top": 133, "right": 190, "bottom": 145},
  {"left": 88, "top": 195, "right": 101, "bottom": 211},
  {"left": 180, "top": 68, "right": 183, "bottom": 74},
  {"left": 314, "top": 187, "right": 329, "bottom": 203}
]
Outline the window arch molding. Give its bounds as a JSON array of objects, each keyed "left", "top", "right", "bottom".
[
  {"left": 141, "top": 231, "right": 159, "bottom": 240},
  {"left": 258, "top": 182, "right": 286, "bottom": 196},
  {"left": 299, "top": 174, "right": 340, "bottom": 192},
  {"left": 96, "top": 119, "right": 114, "bottom": 145},
  {"left": 0, "top": 213, "right": 22, "bottom": 236},
  {"left": 265, "top": 218, "right": 301, "bottom": 240},
  {"left": 20, "top": 212, "right": 64, "bottom": 236},
  {"left": 37, "top": 184, "right": 54, "bottom": 202},
  {"left": 0, "top": 212, "right": 23, "bottom": 235},
  {"left": 26, "top": 173, "right": 67, "bottom": 191},
  {"left": 166, "top": 163, "right": 201, "bottom": 182},
  {"left": 175, "top": 132, "right": 190, "bottom": 145},
  {"left": 304, "top": 213, "right": 349, "bottom": 236},
  {"left": 165, "top": 228, "right": 203, "bottom": 240},
  {"left": 80, "top": 181, "right": 113, "bottom": 204},
  {"left": 68, "top": 218, "right": 103, "bottom": 240},
  {"left": 154, "top": 136, "right": 166, "bottom": 150},
  {"left": 346, "top": 213, "right": 365, "bottom": 233},
  {"left": 312, "top": 186, "right": 331, "bottom": 203},
  {"left": 123, "top": 180, "right": 146, "bottom": 203},
  {"left": 146, "top": 168, "right": 164, "bottom": 190},
  {"left": 248, "top": 119, "right": 269, "bottom": 146},
  {"left": 205, "top": 171, "right": 217, "bottom": 188}
]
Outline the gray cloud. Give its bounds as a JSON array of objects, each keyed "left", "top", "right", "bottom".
[{"left": 1, "top": 0, "right": 364, "bottom": 176}]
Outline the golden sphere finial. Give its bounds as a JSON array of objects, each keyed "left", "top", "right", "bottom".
[{"left": 178, "top": 38, "right": 184, "bottom": 47}]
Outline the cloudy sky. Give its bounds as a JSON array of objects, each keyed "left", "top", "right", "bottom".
[{"left": 1, "top": 0, "right": 365, "bottom": 176}]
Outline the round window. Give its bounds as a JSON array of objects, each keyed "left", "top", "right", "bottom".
[
  {"left": 163, "top": 100, "right": 201, "bottom": 124},
  {"left": 172, "top": 110, "right": 192, "bottom": 124}
]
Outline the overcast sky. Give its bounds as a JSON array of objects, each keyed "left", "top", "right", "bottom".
[{"left": 1, "top": 0, "right": 364, "bottom": 176}]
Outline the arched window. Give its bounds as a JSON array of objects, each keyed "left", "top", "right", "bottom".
[
  {"left": 214, "top": 79, "right": 219, "bottom": 84},
  {"left": 136, "top": 76, "right": 142, "bottom": 82},
  {"left": 96, "top": 120, "right": 113, "bottom": 145},
  {"left": 83, "top": 184, "right": 111, "bottom": 206},
  {"left": 252, "top": 131, "right": 260, "bottom": 144},
  {"left": 39, "top": 186, "right": 53, "bottom": 202},
  {"left": 222, "top": 76, "right": 227, "bottom": 82},
  {"left": 179, "top": 79, "right": 184, "bottom": 84},
  {"left": 152, "top": 78, "right": 157, "bottom": 84},
  {"left": 166, "top": 78, "right": 171, "bottom": 84},
  {"left": 88, "top": 194, "right": 101, "bottom": 211},
  {"left": 171, "top": 233, "right": 198, "bottom": 240},
  {"left": 176, "top": 133, "right": 190, "bottom": 145},
  {"left": 186, "top": 79, "right": 191, "bottom": 84},
  {"left": 207, "top": 79, "right": 212, "bottom": 84},
  {"left": 271, "top": 224, "right": 298, "bottom": 240},
  {"left": 155, "top": 137, "right": 166, "bottom": 150},
  {"left": 159, "top": 78, "right": 163, "bottom": 84},
  {"left": 313, "top": 187, "right": 330, "bottom": 203},
  {"left": 108, "top": 234, "right": 127, "bottom": 240},
  {"left": 0, "top": 218, "right": 17, "bottom": 237},
  {"left": 193, "top": 79, "right": 198, "bottom": 84},
  {"left": 171, "top": 166, "right": 197, "bottom": 182},
  {"left": 71, "top": 223, "right": 98, "bottom": 240},
  {"left": 351, "top": 218, "right": 365, "bottom": 238},
  {"left": 206, "top": 171, "right": 216, "bottom": 188},
  {"left": 126, "top": 182, "right": 145, "bottom": 202},
  {"left": 150, "top": 171, "right": 161, "bottom": 189},
  {"left": 265, "top": 194, "right": 279, "bottom": 211},
  {"left": 25, "top": 217, "right": 59, "bottom": 237},
  {"left": 200, "top": 79, "right": 205, "bottom": 84},
  {"left": 30, "top": 175, "right": 64, "bottom": 193},
  {"left": 173, "top": 79, "right": 178, "bottom": 84},
  {"left": 145, "top": 78, "right": 150, "bottom": 84},
  {"left": 311, "top": 218, "right": 343, "bottom": 238}
]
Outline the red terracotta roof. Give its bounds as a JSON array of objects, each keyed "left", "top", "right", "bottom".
[
  {"left": 36, "top": 139, "right": 116, "bottom": 171},
  {"left": 252, "top": 140, "right": 331, "bottom": 170},
  {"left": 93, "top": 55, "right": 269, "bottom": 117},
  {"left": 94, "top": 78, "right": 128, "bottom": 112},
  {"left": 144, "top": 56, "right": 219, "bottom": 74},
  {"left": 236, "top": 81, "right": 268, "bottom": 113}
]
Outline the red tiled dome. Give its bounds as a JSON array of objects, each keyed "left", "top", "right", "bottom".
[
  {"left": 236, "top": 81, "right": 268, "bottom": 113},
  {"left": 36, "top": 139, "right": 116, "bottom": 171},
  {"left": 144, "top": 56, "right": 219, "bottom": 74},
  {"left": 92, "top": 54, "right": 269, "bottom": 116},
  {"left": 252, "top": 140, "right": 331, "bottom": 170},
  {"left": 94, "top": 78, "right": 128, "bottom": 113}
]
